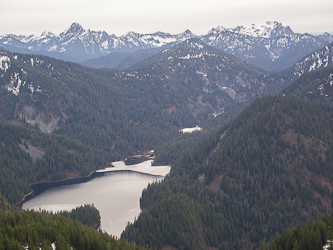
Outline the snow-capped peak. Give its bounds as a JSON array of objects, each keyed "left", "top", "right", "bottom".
[
  {"left": 206, "top": 21, "right": 294, "bottom": 38},
  {"left": 231, "top": 21, "right": 294, "bottom": 38},
  {"left": 207, "top": 26, "right": 227, "bottom": 35},
  {"left": 40, "top": 31, "right": 56, "bottom": 39},
  {"left": 61, "top": 22, "right": 84, "bottom": 36},
  {"left": 181, "top": 30, "right": 195, "bottom": 38},
  {"left": 124, "top": 31, "right": 140, "bottom": 38}
]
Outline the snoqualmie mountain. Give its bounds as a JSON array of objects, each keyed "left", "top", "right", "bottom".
[{"left": 1, "top": 21, "right": 332, "bottom": 71}]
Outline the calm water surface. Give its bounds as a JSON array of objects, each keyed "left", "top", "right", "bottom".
[{"left": 23, "top": 160, "right": 170, "bottom": 237}]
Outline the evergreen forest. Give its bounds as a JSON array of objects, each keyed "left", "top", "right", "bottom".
[{"left": 0, "top": 37, "right": 332, "bottom": 250}]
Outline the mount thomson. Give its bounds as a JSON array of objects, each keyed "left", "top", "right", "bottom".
[{"left": 1, "top": 21, "right": 333, "bottom": 71}]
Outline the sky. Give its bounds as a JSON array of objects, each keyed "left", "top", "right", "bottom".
[{"left": 1, "top": 0, "right": 333, "bottom": 37}]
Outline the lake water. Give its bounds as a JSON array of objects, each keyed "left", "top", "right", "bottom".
[{"left": 23, "top": 160, "right": 170, "bottom": 238}]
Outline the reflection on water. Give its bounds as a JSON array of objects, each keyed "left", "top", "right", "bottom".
[{"left": 23, "top": 160, "right": 170, "bottom": 237}]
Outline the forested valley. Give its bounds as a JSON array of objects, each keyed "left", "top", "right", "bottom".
[
  {"left": 0, "top": 37, "right": 332, "bottom": 249},
  {"left": 122, "top": 65, "right": 333, "bottom": 249}
]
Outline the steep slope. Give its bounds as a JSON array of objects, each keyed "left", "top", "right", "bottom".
[
  {"left": 1, "top": 40, "right": 332, "bottom": 207},
  {"left": 0, "top": 209, "right": 143, "bottom": 250},
  {"left": 0, "top": 48, "right": 184, "bottom": 159},
  {"left": 131, "top": 38, "right": 291, "bottom": 105},
  {"left": 121, "top": 66, "right": 333, "bottom": 249},
  {"left": 290, "top": 42, "right": 333, "bottom": 77},
  {"left": 0, "top": 123, "right": 112, "bottom": 204},
  {"left": 283, "top": 64, "right": 333, "bottom": 102},
  {"left": 0, "top": 39, "right": 295, "bottom": 160},
  {"left": 261, "top": 212, "right": 333, "bottom": 250}
]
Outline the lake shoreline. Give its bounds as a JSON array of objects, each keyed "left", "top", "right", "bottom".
[{"left": 17, "top": 163, "right": 164, "bottom": 207}]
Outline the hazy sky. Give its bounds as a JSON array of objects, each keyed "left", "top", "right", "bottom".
[{"left": 1, "top": 0, "right": 332, "bottom": 36}]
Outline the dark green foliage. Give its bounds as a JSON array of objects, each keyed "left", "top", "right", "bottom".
[
  {"left": 1, "top": 38, "right": 333, "bottom": 250},
  {"left": 123, "top": 194, "right": 207, "bottom": 250},
  {"left": 59, "top": 204, "right": 101, "bottom": 228},
  {"left": 261, "top": 213, "right": 333, "bottom": 250},
  {"left": 122, "top": 90, "right": 333, "bottom": 249},
  {"left": 0, "top": 38, "right": 296, "bottom": 163},
  {"left": 0, "top": 210, "right": 144, "bottom": 250},
  {"left": 0, "top": 193, "right": 13, "bottom": 213},
  {"left": 283, "top": 64, "right": 333, "bottom": 103},
  {"left": 0, "top": 123, "right": 112, "bottom": 204}
]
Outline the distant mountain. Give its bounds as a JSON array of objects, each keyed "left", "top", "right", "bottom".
[
  {"left": 202, "top": 21, "right": 329, "bottom": 71},
  {"left": 0, "top": 23, "right": 194, "bottom": 62},
  {"left": 318, "top": 32, "right": 333, "bottom": 43},
  {"left": 0, "top": 21, "right": 330, "bottom": 71},
  {"left": 80, "top": 46, "right": 167, "bottom": 70}
]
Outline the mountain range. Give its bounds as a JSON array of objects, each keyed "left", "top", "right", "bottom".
[
  {"left": 1, "top": 21, "right": 333, "bottom": 249},
  {"left": 1, "top": 38, "right": 332, "bottom": 148},
  {"left": 1, "top": 21, "right": 332, "bottom": 71}
]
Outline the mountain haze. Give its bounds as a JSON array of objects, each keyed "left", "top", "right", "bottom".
[{"left": 1, "top": 21, "right": 331, "bottom": 71}]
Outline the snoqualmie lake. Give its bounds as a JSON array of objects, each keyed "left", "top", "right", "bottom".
[{"left": 23, "top": 160, "right": 171, "bottom": 237}]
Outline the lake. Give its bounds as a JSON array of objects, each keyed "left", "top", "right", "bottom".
[{"left": 23, "top": 160, "right": 170, "bottom": 238}]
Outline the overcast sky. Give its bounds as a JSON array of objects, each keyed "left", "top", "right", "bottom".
[{"left": 1, "top": 0, "right": 332, "bottom": 37}]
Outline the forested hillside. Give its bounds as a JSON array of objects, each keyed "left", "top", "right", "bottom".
[
  {"left": 0, "top": 39, "right": 297, "bottom": 164},
  {"left": 0, "top": 172, "right": 140, "bottom": 249},
  {"left": 261, "top": 212, "right": 333, "bottom": 250},
  {"left": 0, "top": 123, "right": 113, "bottom": 204},
  {"left": 1, "top": 36, "right": 333, "bottom": 250},
  {"left": 0, "top": 209, "right": 144, "bottom": 250},
  {"left": 121, "top": 66, "right": 333, "bottom": 249}
]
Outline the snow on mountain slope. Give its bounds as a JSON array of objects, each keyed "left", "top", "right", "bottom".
[
  {"left": 0, "top": 23, "right": 195, "bottom": 62},
  {"left": 0, "top": 22, "right": 330, "bottom": 71},
  {"left": 228, "top": 21, "right": 294, "bottom": 38},
  {"left": 202, "top": 21, "right": 329, "bottom": 71},
  {"left": 292, "top": 42, "right": 333, "bottom": 77}
]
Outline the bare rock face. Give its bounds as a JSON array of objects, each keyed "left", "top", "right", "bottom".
[
  {"left": 16, "top": 105, "right": 61, "bottom": 133},
  {"left": 18, "top": 139, "right": 45, "bottom": 162}
]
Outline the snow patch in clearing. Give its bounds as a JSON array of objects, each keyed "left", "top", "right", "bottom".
[
  {"left": 0, "top": 56, "right": 10, "bottom": 71},
  {"left": 180, "top": 125, "right": 202, "bottom": 133},
  {"left": 5, "top": 73, "right": 22, "bottom": 95}
]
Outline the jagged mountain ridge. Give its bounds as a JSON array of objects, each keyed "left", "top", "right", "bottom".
[
  {"left": 0, "top": 21, "right": 331, "bottom": 71},
  {"left": 202, "top": 24, "right": 329, "bottom": 71},
  {"left": 0, "top": 23, "right": 194, "bottom": 61},
  {"left": 318, "top": 32, "right": 333, "bottom": 43}
]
